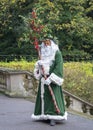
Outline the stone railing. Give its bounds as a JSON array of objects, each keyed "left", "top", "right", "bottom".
[
  {"left": 0, "top": 67, "right": 93, "bottom": 116},
  {"left": 0, "top": 67, "right": 37, "bottom": 98},
  {"left": 63, "top": 90, "right": 93, "bottom": 116}
]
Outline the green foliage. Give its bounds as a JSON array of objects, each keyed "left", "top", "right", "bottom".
[
  {"left": 0, "top": 59, "right": 35, "bottom": 71},
  {"left": 62, "top": 49, "right": 91, "bottom": 61},
  {"left": 0, "top": 0, "right": 35, "bottom": 60},
  {"left": 20, "top": 0, "right": 93, "bottom": 58},
  {"left": 0, "top": 0, "right": 93, "bottom": 61},
  {"left": 63, "top": 62, "right": 93, "bottom": 104}
]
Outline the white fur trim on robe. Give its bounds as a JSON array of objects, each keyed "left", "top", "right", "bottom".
[
  {"left": 49, "top": 73, "right": 64, "bottom": 86},
  {"left": 31, "top": 112, "right": 67, "bottom": 120}
]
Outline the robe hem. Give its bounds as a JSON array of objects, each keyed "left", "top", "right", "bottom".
[{"left": 31, "top": 112, "right": 67, "bottom": 120}]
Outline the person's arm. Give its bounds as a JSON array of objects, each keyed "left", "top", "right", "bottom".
[
  {"left": 45, "top": 51, "right": 64, "bottom": 86},
  {"left": 52, "top": 50, "right": 63, "bottom": 78}
]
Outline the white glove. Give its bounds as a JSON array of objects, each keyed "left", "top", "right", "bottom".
[
  {"left": 37, "top": 60, "right": 43, "bottom": 66},
  {"left": 44, "top": 78, "right": 51, "bottom": 85},
  {"left": 34, "top": 62, "right": 41, "bottom": 80}
]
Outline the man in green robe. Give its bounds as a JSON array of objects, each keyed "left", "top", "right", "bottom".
[{"left": 31, "top": 39, "right": 67, "bottom": 126}]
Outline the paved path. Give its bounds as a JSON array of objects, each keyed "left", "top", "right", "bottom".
[{"left": 0, "top": 94, "right": 93, "bottom": 130}]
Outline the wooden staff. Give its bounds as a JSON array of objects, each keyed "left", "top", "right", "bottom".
[{"left": 30, "top": 10, "right": 60, "bottom": 114}]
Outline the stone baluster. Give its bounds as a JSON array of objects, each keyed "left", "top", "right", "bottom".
[{"left": 86, "top": 106, "right": 90, "bottom": 115}]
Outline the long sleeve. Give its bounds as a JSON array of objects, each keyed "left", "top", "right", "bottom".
[{"left": 49, "top": 50, "right": 64, "bottom": 86}]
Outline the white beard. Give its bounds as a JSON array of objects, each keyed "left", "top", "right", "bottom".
[
  {"left": 39, "top": 40, "right": 59, "bottom": 75},
  {"left": 40, "top": 40, "right": 59, "bottom": 59},
  {"left": 41, "top": 46, "right": 53, "bottom": 58}
]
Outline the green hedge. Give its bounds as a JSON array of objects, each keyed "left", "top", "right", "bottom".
[{"left": 63, "top": 62, "right": 93, "bottom": 104}]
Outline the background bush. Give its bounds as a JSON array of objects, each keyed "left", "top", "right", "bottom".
[{"left": 63, "top": 62, "right": 93, "bottom": 104}]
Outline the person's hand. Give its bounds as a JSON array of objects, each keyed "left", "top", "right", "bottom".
[
  {"left": 37, "top": 60, "right": 43, "bottom": 66},
  {"left": 44, "top": 78, "right": 51, "bottom": 85},
  {"left": 34, "top": 62, "right": 41, "bottom": 80}
]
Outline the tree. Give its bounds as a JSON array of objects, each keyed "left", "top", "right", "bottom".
[
  {"left": 0, "top": 0, "right": 35, "bottom": 61},
  {"left": 31, "top": 0, "right": 93, "bottom": 59},
  {"left": 0, "top": 0, "right": 93, "bottom": 61}
]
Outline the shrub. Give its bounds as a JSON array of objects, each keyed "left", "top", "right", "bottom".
[{"left": 63, "top": 62, "right": 93, "bottom": 104}]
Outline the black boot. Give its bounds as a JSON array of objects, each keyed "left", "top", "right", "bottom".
[{"left": 50, "top": 120, "right": 56, "bottom": 126}]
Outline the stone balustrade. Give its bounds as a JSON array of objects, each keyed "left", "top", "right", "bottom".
[
  {"left": 0, "top": 67, "right": 37, "bottom": 98},
  {"left": 63, "top": 90, "right": 93, "bottom": 115},
  {"left": 0, "top": 67, "right": 93, "bottom": 116}
]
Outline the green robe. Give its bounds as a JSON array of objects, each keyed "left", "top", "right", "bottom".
[{"left": 32, "top": 50, "right": 67, "bottom": 120}]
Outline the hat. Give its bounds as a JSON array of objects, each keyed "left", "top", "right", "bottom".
[{"left": 42, "top": 34, "right": 53, "bottom": 41}]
